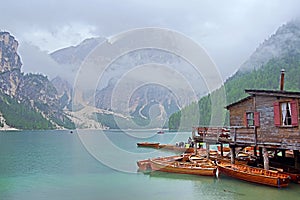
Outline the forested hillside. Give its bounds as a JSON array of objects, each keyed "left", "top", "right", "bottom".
[
  {"left": 169, "top": 52, "right": 300, "bottom": 131},
  {"left": 169, "top": 20, "right": 300, "bottom": 131},
  {"left": 0, "top": 93, "right": 54, "bottom": 129},
  {"left": 0, "top": 31, "right": 75, "bottom": 130}
]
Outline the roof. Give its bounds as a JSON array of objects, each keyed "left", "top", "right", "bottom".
[
  {"left": 226, "top": 89, "right": 300, "bottom": 109},
  {"left": 225, "top": 96, "right": 252, "bottom": 109},
  {"left": 245, "top": 89, "right": 300, "bottom": 98}
]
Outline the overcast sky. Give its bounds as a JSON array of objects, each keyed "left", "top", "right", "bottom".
[{"left": 1, "top": 0, "right": 300, "bottom": 79}]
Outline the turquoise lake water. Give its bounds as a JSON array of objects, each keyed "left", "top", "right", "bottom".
[{"left": 0, "top": 130, "right": 299, "bottom": 200}]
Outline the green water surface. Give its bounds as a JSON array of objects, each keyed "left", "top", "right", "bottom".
[{"left": 0, "top": 130, "right": 299, "bottom": 200}]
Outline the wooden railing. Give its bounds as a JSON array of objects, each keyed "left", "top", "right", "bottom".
[
  {"left": 192, "top": 126, "right": 256, "bottom": 145},
  {"left": 192, "top": 127, "right": 231, "bottom": 143}
]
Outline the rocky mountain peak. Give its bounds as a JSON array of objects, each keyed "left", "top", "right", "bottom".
[
  {"left": 239, "top": 20, "right": 300, "bottom": 72},
  {"left": 0, "top": 31, "right": 75, "bottom": 129},
  {"left": 0, "top": 31, "right": 22, "bottom": 73},
  {"left": 50, "top": 37, "right": 105, "bottom": 66},
  {"left": 0, "top": 31, "right": 23, "bottom": 96}
]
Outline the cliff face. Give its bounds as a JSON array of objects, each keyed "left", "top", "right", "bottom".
[
  {"left": 51, "top": 76, "right": 73, "bottom": 110},
  {"left": 51, "top": 39, "right": 200, "bottom": 129},
  {"left": 0, "top": 31, "right": 74, "bottom": 129},
  {"left": 0, "top": 32, "right": 22, "bottom": 72},
  {"left": 0, "top": 32, "right": 22, "bottom": 96}
]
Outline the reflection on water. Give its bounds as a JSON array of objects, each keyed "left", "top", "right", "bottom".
[{"left": 0, "top": 130, "right": 299, "bottom": 200}]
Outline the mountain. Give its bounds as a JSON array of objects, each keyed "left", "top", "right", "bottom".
[
  {"left": 51, "top": 76, "right": 73, "bottom": 110},
  {"left": 0, "top": 31, "right": 74, "bottom": 130},
  {"left": 50, "top": 38, "right": 205, "bottom": 129},
  {"left": 0, "top": 32, "right": 22, "bottom": 95},
  {"left": 51, "top": 37, "right": 105, "bottom": 67},
  {"left": 169, "top": 20, "right": 300, "bottom": 130},
  {"left": 240, "top": 20, "right": 300, "bottom": 71}
]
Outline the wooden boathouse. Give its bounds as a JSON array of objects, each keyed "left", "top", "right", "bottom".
[{"left": 192, "top": 69, "right": 300, "bottom": 170}]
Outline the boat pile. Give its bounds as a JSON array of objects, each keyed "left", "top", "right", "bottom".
[
  {"left": 217, "top": 161, "right": 290, "bottom": 188},
  {"left": 137, "top": 154, "right": 216, "bottom": 176},
  {"left": 137, "top": 142, "right": 194, "bottom": 153},
  {"left": 137, "top": 153, "right": 295, "bottom": 188}
]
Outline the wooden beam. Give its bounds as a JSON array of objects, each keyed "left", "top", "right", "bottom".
[
  {"left": 259, "top": 147, "right": 263, "bottom": 163},
  {"left": 282, "top": 150, "right": 286, "bottom": 159},
  {"left": 233, "top": 128, "right": 237, "bottom": 144},
  {"left": 294, "top": 150, "right": 299, "bottom": 169},
  {"left": 230, "top": 145, "right": 236, "bottom": 164},
  {"left": 220, "top": 144, "right": 224, "bottom": 157},
  {"left": 206, "top": 143, "right": 210, "bottom": 159},
  {"left": 254, "top": 127, "right": 257, "bottom": 145},
  {"left": 274, "top": 149, "right": 278, "bottom": 159},
  {"left": 254, "top": 146, "right": 257, "bottom": 157},
  {"left": 263, "top": 147, "right": 269, "bottom": 170}
]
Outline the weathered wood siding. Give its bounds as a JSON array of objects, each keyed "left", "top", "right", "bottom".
[
  {"left": 228, "top": 98, "right": 254, "bottom": 126},
  {"left": 232, "top": 127, "right": 255, "bottom": 144},
  {"left": 255, "top": 95, "right": 278, "bottom": 145},
  {"left": 256, "top": 96, "right": 300, "bottom": 149},
  {"left": 227, "top": 95, "right": 300, "bottom": 149}
]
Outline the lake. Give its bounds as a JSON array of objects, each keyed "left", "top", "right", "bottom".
[{"left": 0, "top": 130, "right": 299, "bottom": 200}]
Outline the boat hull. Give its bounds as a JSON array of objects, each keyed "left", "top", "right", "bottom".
[
  {"left": 159, "top": 144, "right": 194, "bottom": 153},
  {"left": 137, "top": 155, "right": 183, "bottom": 171},
  {"left": 137, "top": 159, "right": 151, "bottom": 171},
  {"left": 268, "top": 162, "right": 300, "bottom": 183},
  {"left": 217, "top": 162, "right": 290, "bottom": 188},
  {"left": 150, "top": 160, "right": 216, "bottom": 176},
  {"left": 137, "top": 142, "right": 160, "bottom": 148},
  {"left": 282, "top": 172, "right": 300, "bottom": 183}
]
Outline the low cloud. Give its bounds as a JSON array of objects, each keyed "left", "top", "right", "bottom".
[
  {"left": 19, "top": 42, "right": 75, "bottom": 82},
  {"left": 2, "top": 0, "right": 300, "bottom": 79}
]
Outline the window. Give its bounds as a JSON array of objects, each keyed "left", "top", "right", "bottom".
[
  {"left": 274, "top": 100, "right": 299, "bottom": 126},
  {"left": 244, "top": 112, "right": 260, "bottom": 127},
  {"left": 246, "top": 112, "right": 254, "bottom": 126},
  {"left": 281, "top": 102, "right": 292, "bottom": 125}
]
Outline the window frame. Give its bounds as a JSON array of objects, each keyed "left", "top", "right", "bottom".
[
  {"left": 281, "top": 102, "right": 292, "bottom": 126},
  {"left": 274, "top": 99, "right": 299, "bottom": 127},
  {"left": 246, "top": 112, "right": 254, "bottom": 127},
  {"left": 244, "top": 111, "right": 260, "bottom": 127}
]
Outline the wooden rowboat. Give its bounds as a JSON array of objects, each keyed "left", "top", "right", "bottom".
[
  {"left": 217, "top": 161, "right": 290, "bottom": 188},
  {"left": 137, "top": 142, "right": 160, "bottom": 148},
  {"left": 281, "top": 171, "right": 300, "bottom": 183},
  {"left": 159, "top": 144, "right": 194, "bottom": 153},
  {"left": 268, "top": 167, "right": 300, "bottom": 184},
  {"left": 137, "top": 159, "right": 151, "bottom": 171},
  {"left": 137, "top": 155, "right": 183, "bottom": 171},
  {"left": 149, "top": 158, "right": 216, "bottom": 176},
  {"left": 262, "top": 163, "right": 300, "bottom": 183}
]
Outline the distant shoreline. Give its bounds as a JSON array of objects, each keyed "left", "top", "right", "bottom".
[{"left": 0, "top": 127, "right": 19, "bottom": 131}]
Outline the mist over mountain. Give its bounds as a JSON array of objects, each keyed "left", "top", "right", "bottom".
[
  {"left": 169, "top": 20, "right": 300, "bottom": 130},
  {"left": 50, "top": 39, "right": 208, "bottom": 129},
  {"left": 240, "top": 20, "right": 300, "bottom": 71},
  {"left": 0, "top": 31, "right": 74, "bottom": 130},
  {"left": 3, "top": 19, "right": 299, "bottom": 130},
  {"left": 51, "top": 37, "right": 105, "bottom": 66},
  {"left": 49, "top": 20, "right": 300, "bottom": 129}
]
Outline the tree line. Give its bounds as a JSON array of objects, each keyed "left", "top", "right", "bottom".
[{"left": 169, "top": 52, "right": 300, "bottom": 131}]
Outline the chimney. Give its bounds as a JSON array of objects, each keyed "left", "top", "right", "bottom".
[{"left": 280, "top": 69, "right": 285, "bottom": 91}]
